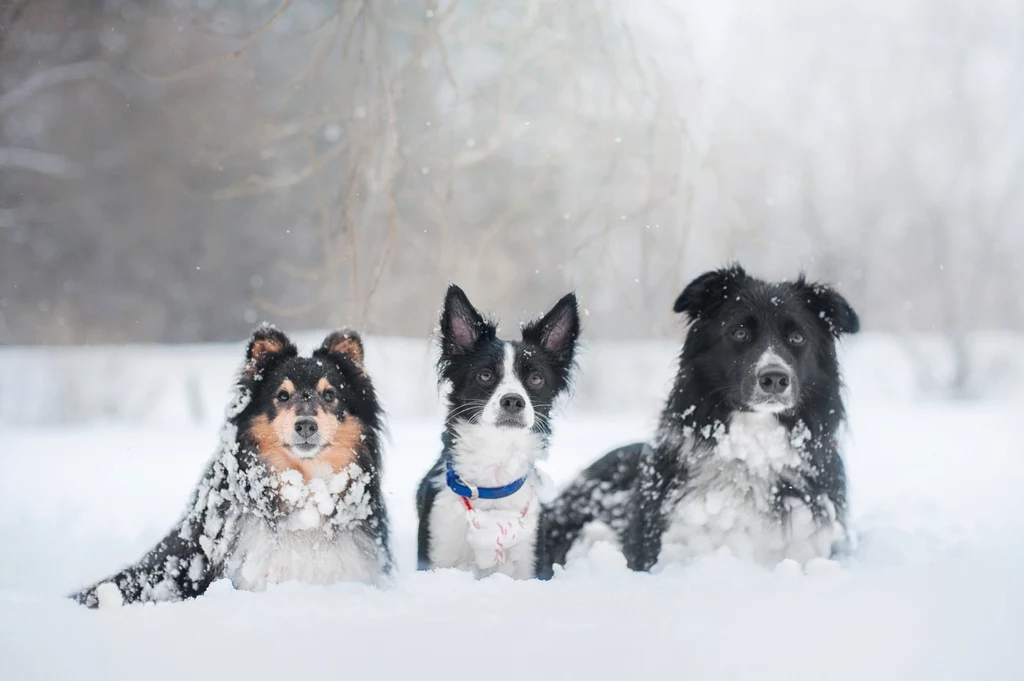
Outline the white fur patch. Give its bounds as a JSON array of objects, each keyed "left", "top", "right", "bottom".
[
  {"left": 448, "top": 421, "right": 540, "bottom": 485},
  {"left": 288, "top": 445, "right": 324, "bottom": 461},
  {"left": 751, "top": 346, "right": 796, "bottom": 413},
  {"left": 480, "top": 343, "right": 535, "bottom": 429},
  {"left": 427, "top": 423, "right": 544, "bottom": 579},
  {"left": 755, "top": 347, "right": 791, "bottom": 374},
  {"left": 226, "top": 518, "right": 381, "bottom": 590},
  {"left": 660, "top": 412, "right": 842, "bottom": 568}
]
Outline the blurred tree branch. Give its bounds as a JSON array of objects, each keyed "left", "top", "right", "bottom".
[
  {"left": 0, "top": 147, "right": 81, "bottom": 177},
  {"left": 147, "top": 0, "right": 295, "bottom": 82}
]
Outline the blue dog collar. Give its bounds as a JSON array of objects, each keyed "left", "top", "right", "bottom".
[{"left": 444, "top": 457, "right": 528, "bottom": 501}]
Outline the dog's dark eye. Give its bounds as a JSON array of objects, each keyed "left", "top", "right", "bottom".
[
  {"left": 731, "top": 327, "right": 750, "bottom": 342},
  {"left": 477, "top": 369, "right": 494, "bottom": 384},
  {"left": 528, "top": 372, "right": 545, "bottom": 388},
  {"left": 276, "top": 390, "right": 290, "bottom": 402},
  {"left": 323, "top": 388, "right": 337, "bottom": 402},
  {"left": 789, "top": 331, "right": 806, "bottom": 346}
]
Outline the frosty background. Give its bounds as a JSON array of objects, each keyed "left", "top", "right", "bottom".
[
  {"left": 3, "top": 1, "right": 1023, "bottom": 353},
  {"left": 2, "top": 2, "right": 1024, "bottom": 680}
]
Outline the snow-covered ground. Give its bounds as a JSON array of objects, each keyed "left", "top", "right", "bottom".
[{"left": 2, "top": 336, "right": 1023, "bottom": 680}]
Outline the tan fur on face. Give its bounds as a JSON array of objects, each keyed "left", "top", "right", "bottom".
[{"left": 248, "top": 411, "right": 365, "bottom": 481}]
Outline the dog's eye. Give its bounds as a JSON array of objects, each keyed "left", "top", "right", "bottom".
[
  {"left": 789, "top": 331, "right": 806, "bottom": 346},
  {"left": 323, "top": 388, "right": 337, "bottom": 402},
  {"left": 528, "top": 372, "right": 545, "bottom": 388},
  {"left": 731, "top": 327, "right": 750, "bottom": 342},
  {"left": 276, "top": 390, "right": 291, "bottom": 402},
  {"left": 477, "top": 369, "right": 494, "bottom": 384}
]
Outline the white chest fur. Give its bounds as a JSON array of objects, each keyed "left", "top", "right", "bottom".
[
  {"left": 226, "top": 517, "right": 380, "bottom": 591},
  {"left": 660, "top": 412, "right": 842, "bottom": 567},
  {"left": 427, "top": 424, "right": 544, "bottom": 579}
]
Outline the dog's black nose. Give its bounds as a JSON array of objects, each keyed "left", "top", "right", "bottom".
[
  {"left": 499, "top": 393, "right": 526, "bottom": 412},
  {"left": 294, "top": 417, "right": 318, "bottom": 439},
  {"left": 758, "top": 370, "right": 791, "bottom": 395}
]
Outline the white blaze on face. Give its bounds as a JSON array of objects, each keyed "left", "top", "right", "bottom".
[
  {"left": 755, "top": 347, "right": 791, "bottom": 374},
  {"left": 752, "top": 346, "right": 796, "bottom": 413},
  {"left": 480, "top": 342, "right": 535, "bottom": 429}
]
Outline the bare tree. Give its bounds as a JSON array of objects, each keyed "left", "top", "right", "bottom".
[{"left": 1, "top": 0, "right": 1023, "bottom": 361}]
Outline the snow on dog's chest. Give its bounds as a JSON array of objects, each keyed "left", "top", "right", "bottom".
[
  {"left": 227, "top": 466, "right": 378, "bottom": 590},
  {"left": 661, "top": 413, "right": 833, "bottom": 567}
]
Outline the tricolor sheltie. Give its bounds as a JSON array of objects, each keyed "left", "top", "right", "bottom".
[
  {"left": 73, "top": 325, "right": 391, "bottom": 607},
  {"left": 537, "top": 265, "right": 859, "bottom": 576},
  {"left": 416, "top": 285, "right": 580, "bottom": 579}
]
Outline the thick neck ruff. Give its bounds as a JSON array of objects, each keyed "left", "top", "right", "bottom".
[{"left": 441, "top": 431, "right": 532, "bottom": 500}]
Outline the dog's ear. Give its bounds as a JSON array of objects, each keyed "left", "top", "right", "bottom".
[
  {"left": 440, "top": 284, "right": 493, "bottom": 356},
  {"left": 315, "top": 329, "right": 365, "bottom": 375},
  {"left": 243, "top": 324, "right": 297, "bottom": 378},
  {"left": 673, "top": 265, "right": 747, "bottom": 320},
  {"left": 799, "top": 279, "right": 860, "bottom": 337},
  {"left": 522, "top": 292, "right": 580, "bottom": 363}
]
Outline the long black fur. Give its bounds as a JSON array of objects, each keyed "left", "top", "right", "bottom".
[
  {"left": 537, "top": 265, "right": 859, "bottom": 577},
  {"left": 72, "top": 325, "right": 391, "bottom": 607}
]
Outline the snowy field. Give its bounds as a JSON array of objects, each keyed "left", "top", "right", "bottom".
[{"left": 2, "top": 335, "right": 1024, "bottom": 680}]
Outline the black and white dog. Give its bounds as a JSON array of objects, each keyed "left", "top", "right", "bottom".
[
  {"left": 416, "top": 285, "right": 580, "bottom": 579},
  {"left": 537, "top": 265, "right": 859, "bottom": 576},
  {"left": 73, "top": 325, "right": 391, "bottom": 607}
]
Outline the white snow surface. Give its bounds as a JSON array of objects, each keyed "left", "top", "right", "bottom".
[{"left": 2, "top": 337, "right": 1024, "bottom": 680}]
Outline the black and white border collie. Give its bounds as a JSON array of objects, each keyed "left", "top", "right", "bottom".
[
  {"left": 73, "top": 325, "right": 391, "bottom": 607},
  {"left": 537, "top": 265, "right": 859, "bottom": 577},
  {"left": 416, "top": 285, "right": 580, "bottom": 579}
]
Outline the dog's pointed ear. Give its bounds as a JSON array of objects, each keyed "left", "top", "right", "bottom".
[
  {"left": 673, "top": 265, "right": 747, "bottom": 320},
  {"left": 799, "top": 280, "right": 860, "bottom": 337},
  {"left": 440, "top": 284, "right": 492, "bottom": 356},
  {"left": 315, "top": 329, "right": 365, "bottom": 374},
  {"left": 243, "top": 324, "right": 297, "bottom": 378},
  {"left": 522, "top": 292, "right": 580, "bottom": 362}
]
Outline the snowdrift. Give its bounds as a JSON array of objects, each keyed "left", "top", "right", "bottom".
[{"left": 1, "top": 334, "right": 1023, "bottom": 680}]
